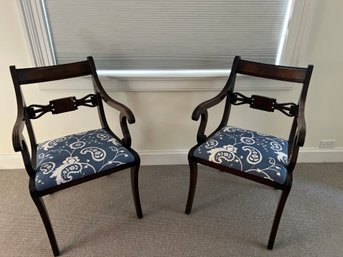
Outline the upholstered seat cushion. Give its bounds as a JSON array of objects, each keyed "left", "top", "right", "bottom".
[
  {"left": 193, "top": 126, "right": 288, "bottom": 185},
  {"left": 35, "top": 129, "right": 135, "bottom": 191}
]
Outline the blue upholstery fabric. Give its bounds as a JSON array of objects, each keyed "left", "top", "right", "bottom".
[
  {"left": 193, "top": 126, "right": 288, "bottom": 185},
  {"left": 35, "top": 129, "right": 135, "bottom": 191}
]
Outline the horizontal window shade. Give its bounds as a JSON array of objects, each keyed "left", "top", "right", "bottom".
[{"left": 44, "top": 0, "right": 289, "bottom": 70}]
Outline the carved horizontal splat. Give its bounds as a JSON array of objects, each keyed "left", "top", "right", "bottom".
[
  {"left": 274, "top": 102, "right": 298, "bottom": 117},
  {"left": 26, "top": 94, "right": 98, "bottom": 119},
  {"left": 229, "top": 92, "right": 298, "bottom": 117},
  {"left": 50, "top": 97, "right": 77, "bottom": 114},
  {"left": 251, "top": 95, "right": 276, "bottom": 112}
]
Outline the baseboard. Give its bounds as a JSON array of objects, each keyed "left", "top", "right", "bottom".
[
  {"left": 1, "top": 147, "right": 343, "bottom": 170},
  {"left": 140, "top": 148, "right": 343, "bottom": 165},
  {"left": 0, "top": 153, "right": 24, "bottom": 169},
  {"left": 297, "top": 147, "right": 343, "bottom": 163},
  {"left": 139, "top": 150, "right": 188, "bottom": 165}
]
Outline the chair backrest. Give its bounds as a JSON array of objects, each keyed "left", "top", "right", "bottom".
[
  {"left": 10, "top": 57, "right": 104, "bottom": 159},
  {"left": 226, "top": 56, "right": 313, "bottom": 117},
  {"left": 10, "top": 58, "right": 100, "bottom": 117}
]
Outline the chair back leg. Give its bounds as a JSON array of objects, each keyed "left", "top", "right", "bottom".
[
  {"left": 268, "top": 188, "right": 291, "bottom": 249},
  {"left": 31, "top": 195, "right": 60, "bottom": 256},
  {"left": 131, "top": 165, "right": 143, "bottom": 218},
  {"left": 185, "top": 160, "right": 198, "bottom": 214}
]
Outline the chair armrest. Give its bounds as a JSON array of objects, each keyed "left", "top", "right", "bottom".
[
  {"left": 91, "top": 67, "right": 135, "bottom": 123},
  {"left": 192, "top": 71, "right": 236, "bottom": 144},
  {"left": 192, "top": 92, "right": 227, "bottom": 120},
  {"left": 90, "top": 69, "right": 135, "bottom": 147},
  {"left": 99, "top": 92, "right": 135, "bottom": 147},
  {"left": 192, "top": 91, "right": 228, "bottom": 144},
  {"left": 100, "top": 92, "right": 135, "bottom": 124}
]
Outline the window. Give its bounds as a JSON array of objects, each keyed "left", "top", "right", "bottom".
[{"left": 18, "top": 0, "right": 315, "bottom": 83}]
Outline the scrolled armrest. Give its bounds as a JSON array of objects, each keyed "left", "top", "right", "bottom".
[
  {"left": 101, "top": 94, "right": 135, "bottom": 124},
  {"left": 192, "top": 91, "right": 228, "bottom": 144},
  {"left": 99, "top": 92, "right": 135, "bottom": 148},
  {"left": 192, "top": 91, "right": 227, "bottom": 121},
  {"left": 90, "top": 65, "right": 135, "bottom": 124}
]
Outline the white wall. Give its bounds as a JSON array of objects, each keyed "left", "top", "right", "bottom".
[
  {"left": 1, "top": 0, "right": 343, "bottom": 168},
  {"left": 297, "top": 0, "right": 343, "bottom": 162},
  {"left": 301, "top": 0, "right": 343, "bottom": 149},
  {"left": 0, "top": 0, "right": 31, "bottom": 167}
]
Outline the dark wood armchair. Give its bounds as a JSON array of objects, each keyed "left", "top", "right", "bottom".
[
  {"left": 185, "top": 56, "right": 313, "bottom": 249},
  {"left": 10, "top": 57, "right": 143, "bottom": 256}
]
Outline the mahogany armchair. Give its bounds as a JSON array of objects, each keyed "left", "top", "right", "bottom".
[
  {"left": 185, "top": 56, "right": 313, "bottom": 249},
  {"left": 10, "top": 57, "right": 143, "bottom": 256}
]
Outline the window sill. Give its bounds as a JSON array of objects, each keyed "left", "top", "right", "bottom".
[
  {"left": 38, "top": 69, "right": 293, "bottom": 92},
  {"left": 97, "top": 69, "right": 231, "bottom": 79}
]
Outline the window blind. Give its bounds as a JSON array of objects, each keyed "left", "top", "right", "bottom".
[{"left": 44, "top": 0, "right": 289, "bottom": 70}]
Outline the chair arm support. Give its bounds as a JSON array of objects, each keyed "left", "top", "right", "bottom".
[
  {"left": 12, "top": 113, "right": 36, "bottom": 177},
  {"left": 287, "top": 110, "right": 306, "bottom": 172},
  {"left": 12, "top": 112, "right": 25, "bottom": 152},
  {"left": 119, "top": 113, "right": 132, "bottom": 147},
  {"left": 296, "top": 113, "right": 306, "bottom": 147},
  {"left": 195, "top": 110, "right": 208, "bottom": 143}
]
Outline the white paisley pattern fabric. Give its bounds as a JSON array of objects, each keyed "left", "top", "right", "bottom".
[
  {"left": 35, "top": 129, "right": 135, "bottom": 191},
  {"left": 193, "top": 126, "right": 288, "bottom": 184}
]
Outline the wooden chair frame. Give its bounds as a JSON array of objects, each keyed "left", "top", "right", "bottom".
[
  {"left": 11, "top": 57, "right": 143, "bottom": 256},
  {"left": 185, "top": 56, "right": 313, "bottom": 249}
]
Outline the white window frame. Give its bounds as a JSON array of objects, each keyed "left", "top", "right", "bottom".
[{"left": 17, "top": 0, "right": 316, "bottom": 91}]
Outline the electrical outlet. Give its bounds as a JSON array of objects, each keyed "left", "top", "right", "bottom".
[{"left": 319, "top": 140, "right": 336, "bottom": 148}]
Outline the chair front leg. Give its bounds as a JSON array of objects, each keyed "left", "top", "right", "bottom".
[
  {"left": 131, "top": 165, "right": 143, "bottom": 219},
  {"left": 268, "top": 188, "right": 291, "bottom": 250},
  {"left": 31, "top": 195, "right": 60, "bottom": 256},
  {"left": 185, "top": 159, "right": 198, "bottom": 214}
]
